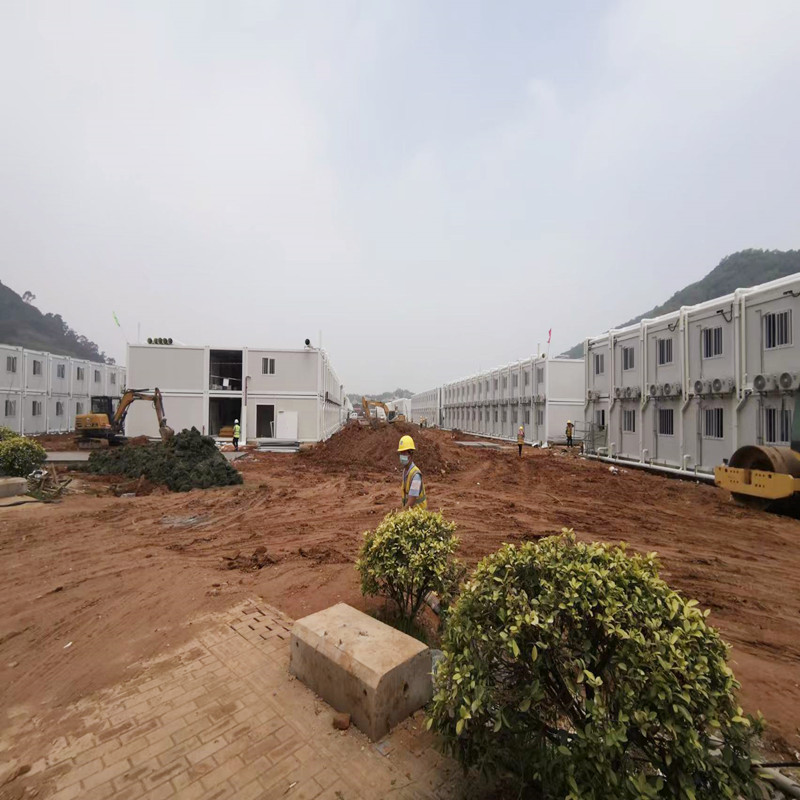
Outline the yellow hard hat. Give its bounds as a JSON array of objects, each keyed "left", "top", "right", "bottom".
[
  {"left": 567, "top": 420, "right": 572, "bottom": 424},
  {"left": 397, "top": 435, "right": 416, "bottom": 452}
]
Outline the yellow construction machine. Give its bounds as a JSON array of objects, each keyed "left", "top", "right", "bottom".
[
  {"left": 75, "top": 388, "right": 174, "bottom": 449},
  {"left": 715, "top": 394, "right": 800, "bottom": 511},
  {"left": 361, "top": 397, "right": 406, "bottom": 424}
]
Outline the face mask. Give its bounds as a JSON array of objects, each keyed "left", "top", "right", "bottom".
[{"left": 399, "top": 454, "right": 410, "bottom": 465}]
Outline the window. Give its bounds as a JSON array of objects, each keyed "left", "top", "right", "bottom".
[
  {"left": 56, "top": 363, "right": 65, "bottom": 379},
  {"left": 536, "top": 409, "right": 544, "bottom": 425},
  {"left": 536, "top": 367, "right": 544, "bottom": 384},
  {"left": 493, "top": 379, "right": 498, "bottom": 390},
  {"left": 6, "top": 356, "right": 17, "bottom": 373},
  {"left": 658, "top": 408, "right": 674, "bottom": 436},
  {"left": 704, "top": 408, "right": 723, "bottom": 439},
  {"left": 594, "top": 353, "right": 605, "bottom": 375},
  {"left": 764, "top": 310, "right": 792, "bottom": 349},
  {"left": 512, "top": 408, "right": 518, "bottom": 424},
  {"left": 110, "top": 373, "right": 116, "bottom": 385},
  {"left": 76, "top": 367, "right": 85, "bottom": 381},
  {"left": 32, "top": 359, "right": 42, "bottom": 376},
  {"left": 493, "top": 410, "right": 498, "bottom": 423},
  {"left": 765, "top": 408, "right": 792, "bottom": 444},
  {"left": 524, "top": 409, "right": 531, "bottom": 424},
  {"left": 622, "top": 346, "right": 635, "bottom": 371},
  {"left": 501, "top": 409, "right": 507, "bottom": 423},
  {"left": 623, "top": 409, "right": 636, "bottom": 433},
  {"left": 485, "top": 380, "right": 489, "bottom": 392},
  {"left": 702, "top": 326, "right": 723, "bottom": 359},
  {"left": 596, "top": 409, "right": 606, "bottom": 428},
  {"left": 524, "top": 371, "right": 530, "bottom": 387},
  {"left": 512, "top": 374, "right": 518, "bottom": 388},
  {"left": 76, "top": 402, "right": 84, "bottom": 415},
  {"left": 56, "top": 401, "right": 64, "bottom": 416},
  {"left": 4, "top": 400, "right": 16, "bottom": 417},
  {"left": 31, "top": 400, "right": 42, "bottom": 416},
  {"left": 502, "top": 376, "right": 508, "bottom": 389},
  {"left": 262, "top": 357, "right": 276, "bottom": 375},
  {"left": 94, "top": 369, "right": 101, "bottom": 382},
  {"left": 657, "top": 338, "right": 673, "bottom": 365}
]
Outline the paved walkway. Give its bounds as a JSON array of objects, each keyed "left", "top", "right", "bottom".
[{"left": 5, "top": 601, "right": 481, "bottom": 800}]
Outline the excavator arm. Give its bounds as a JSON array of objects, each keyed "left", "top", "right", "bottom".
[{"left": 112, "top": 388, "right": 175, "bottom": 442}]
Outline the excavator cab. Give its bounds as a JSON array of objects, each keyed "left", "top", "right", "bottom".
[{"left": 90, "top": 396, "right": 120, "bottom": 418}]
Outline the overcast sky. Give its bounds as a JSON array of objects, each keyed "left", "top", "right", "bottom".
[{"left": 2, "top": 1, "right": 799, "bottom": 393}]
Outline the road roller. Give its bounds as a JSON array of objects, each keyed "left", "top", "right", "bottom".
[{"left": 715, "top": 395, "right": 800, "bottom": 511}]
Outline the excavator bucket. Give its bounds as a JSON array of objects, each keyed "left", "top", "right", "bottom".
[{"left": 160, "top": 425, "right": 175, "bottom": 443}]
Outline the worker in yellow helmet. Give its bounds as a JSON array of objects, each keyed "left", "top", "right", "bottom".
[
  {"left": 398, "top": 435, "right": 427, "bottom": 510},
  {"left": 565, "top": 420, "right": 574, "bottom": 448},
  {"left": 517, "top": 425, "right": 525, "bottom": 457}
]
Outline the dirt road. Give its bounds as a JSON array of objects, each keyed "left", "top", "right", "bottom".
[{"left": 1, "top": 423, "right": 798, "bottom": 759}]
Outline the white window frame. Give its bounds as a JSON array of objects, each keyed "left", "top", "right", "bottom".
[
  {"left": 524, "top": 409, "right": 531, "bottom": 424},
  {"left": 657, "top": 337, "right": 674, "bottom": 366},
  {"left": 76, "top": 401, "right": 84, "bottom": 415},
  {"left": 56, "top": 363, "right": 66, "bottom": 379},
  {"left": 110, "top": 373, "right": 116, "bottom": 385},
  {"left": 261, "top": 357, "right": 276, "bottom": 375},
  {"left": 658, "top": 407, "right": 674, "bottom": 436},
  {"left": 765, "top": 407, "right": 792, "bottom": 445},
  {"left": 622, "top": 408, "right": 636, "bottom": 433},
  {"left": 32, "top": 359, "right": 42, "bottom": 376},
  {"left": 594, "top": 353, "right": 605, "bottom": 375},
  {"left": 94, "top": 369, "right": 101, "bottom": 383},
  {"left": 536, "top": 408, "right": 544, "bottom": 425},
  {"left": 595, "top": 409, "right": 606, "bottom": 428},
  {"left": 622, "top": 346, "right": 635, "bottom": 371},
  {"left": 764, "top": 309, "right": 792, "bottom": 349},
  {"left": 4, "top": 399, "right": 16, "bottom": 417},
  {"left": 31, "top": 400, "right": 42, "bottom": 417},
  {"left": 702, "top": 326, "right": 723, "bottom": 359},
  {"left": 56, "top": 401, "right": 64, "bottom": 416},
  {"left": 76, "top": 367, "right": 85, "bottom": 381},
  {"left": 6, "top": 356, "right": 17, "bottom": 373},
  {"left": 703, "top": 407, "right": 723, "bottom": 439}
]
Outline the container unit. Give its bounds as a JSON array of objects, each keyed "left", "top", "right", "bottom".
[
  {"left": 425, "top": 357, "right": 585, "bottom": 445},
  {"left": 410, "top": 389, "right": 440, "bottom": 426},
  {"left": 125, "top": 343, "right": 345, "bottom": 443},
  {"left": 0, "top": 343, "right": 124, "bottom": 435},
  {"left": 584, "top": 271, "right": 800, "bottom": 473}
]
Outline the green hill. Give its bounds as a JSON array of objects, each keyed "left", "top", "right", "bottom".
[
  {"left": 347, "top": 388, "right": 415, "bottom": 405},
  {"left": 561, "top": 249, "right": 800, "bottom": 358},
  {"left": 0, "top": 280, "right": 114, "bottom": 363}
]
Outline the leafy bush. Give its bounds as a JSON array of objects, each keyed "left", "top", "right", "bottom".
[
  {"left": 0, "top": 436, "right": 46, "bottom": 476},
  {"left": 428, "top": 531, "right": 764, "bottom": 799},
  {"left": 357, "top": 508, "right": 462, "bottom": 624},
  {"left": 87, "top": 427, "right": 243, "bottom": 492},
  {"left": 0, "top": 425, "right": 20, "bottom": 442}
]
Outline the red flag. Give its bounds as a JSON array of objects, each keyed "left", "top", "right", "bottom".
[{"left": 547, "top": 329, "right": 552, "bottom": 343}]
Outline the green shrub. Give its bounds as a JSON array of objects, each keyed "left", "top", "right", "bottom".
[
  {"left": 428, "top": 531, "right": 764, "bottom": 799},
  {"left": 0, "top": 436, "right": 46, "bottom": 476},
  {"left": 0, "top": 425, "right": 20, "bottom": 442},
  {"left": 356, "top": 508, "right": 462, "bottom": 624}
]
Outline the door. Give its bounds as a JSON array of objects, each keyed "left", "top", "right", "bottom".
[{"left": 256, "top": 404, "right": 275, "bottom": 438}]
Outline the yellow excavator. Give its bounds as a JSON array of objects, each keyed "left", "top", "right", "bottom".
[
  {"left": 75, "top": 388, "right": 174, "bottom": 449},
  {"left": 361, "top": 397, "right": 406, "bottom": 424},
  {"left": 715, "top": 393, "right": 800, "bottom": 511}
]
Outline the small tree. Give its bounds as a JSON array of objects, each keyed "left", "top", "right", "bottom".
[
  {"left": 0, "top": 437, "right": 46, "bottom": 477},
  {"left": 428, "top": 531, "right": 764, "bottom": 799},
  {"left": 357, "top": 508, "right": 461, "bottom": 624},
  {"left": 0, "top": 426, "right": 20, "bottom": 442}
]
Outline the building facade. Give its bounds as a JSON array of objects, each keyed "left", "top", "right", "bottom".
[
  {"left": 584, "top": 272, "right": 800, "bottom": 473},
  {"left": 411, "top": 357, "right": 585, "bottom": 444},
  {"left": 125, "top": 343, "right": 345, "bottom": 443},
  {"left": 0, "top": 344, "right": 125, "bottom": 435}
]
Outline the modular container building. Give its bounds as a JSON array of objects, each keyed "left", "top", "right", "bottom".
[
  {"left": 584, "top": 271, "right": 800, "bottom": 474},
  {"left": 411, "top": 357, "right": 585, "bottom": 444},
  {"left": 0, "top": 343, "right": 125, "bottom": 435},
  {"left": 125, "top": 343, "right": 346, "bottom": 443}
]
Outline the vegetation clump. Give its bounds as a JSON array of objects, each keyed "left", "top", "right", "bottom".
[
  {"left": 0, "top": 425, "right": 20, "bottom": 442},
  {"left": 0, "top": 435, "right": 46, "bottom": 476},
  {"left": 357, "top": 507, "right": 462, "bottom": 624},
  {"left": 87, "top": 427, "right": 243, "bottom": 492},
  {"left": 428, "top": 531, "right": 764, "bottom": 799}
]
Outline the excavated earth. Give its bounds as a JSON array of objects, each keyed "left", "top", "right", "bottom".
[{"left": 1, "top": 422, "right": 799, "bottom": 762}]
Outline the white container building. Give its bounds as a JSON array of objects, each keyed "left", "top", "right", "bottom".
[
  {"left": 411, "top": 357, "right": 585, "bottom": 444},
  {"left": 0, "top": 343, "right": 125, "bottom": 435},
  {"left": 125, "top": 343, "right": 346, "bottom": 443},
  {"left": 584, "top": 272, "right": 800, "bottom": 473}
]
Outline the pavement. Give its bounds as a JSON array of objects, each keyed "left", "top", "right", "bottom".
[{"left": 2, "top": 600, "right": 485, "bottom": 800}]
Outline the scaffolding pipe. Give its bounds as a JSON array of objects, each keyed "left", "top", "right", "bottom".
[{"left": 586, "top": 453, "right": 714, "bottom": 483}]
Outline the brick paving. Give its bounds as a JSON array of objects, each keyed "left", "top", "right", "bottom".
[{"left": 6, "top": 601, "right": 486, "bottom": 799}]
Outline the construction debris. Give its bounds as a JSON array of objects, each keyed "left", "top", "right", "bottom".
[
  {"left": 27, "top": 466, "right": 71, "bottom": 500},
  {"left": 220, "top": 546, "right": 275, "bottom": 571}
]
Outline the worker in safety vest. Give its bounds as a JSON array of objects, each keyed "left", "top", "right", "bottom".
[
  {"left": 565, "top": 420, "right": 574, "bottom": 448},
  {"left": 398, "top": 435, "right": 427, "bottom": 510},
  {"left": 233, "top": 419, "right": 241, "bottom": 451},
  {"left": 517, "top": 425, "right": 525, "bottom": 457}
]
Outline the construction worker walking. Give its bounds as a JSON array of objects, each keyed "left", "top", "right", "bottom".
[
  {"left": 233, "top": 419, "right": 241, "bottom": 452},
  {"left": 517, "top": 425, "right": 525, "bottom": 457},
  {"left": 565, "top": 420, "right": 574, "bottom": 448},
  {"left": 398, "top": 435, "right": 427, "bottom": 510}
]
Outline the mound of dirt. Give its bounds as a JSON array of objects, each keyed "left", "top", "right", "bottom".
[
  {"left": 301, "top": 421, "right": 457, "bottom": 474},
  {"left": 86, "top": 427, "right": 243, "bottom": 492}
]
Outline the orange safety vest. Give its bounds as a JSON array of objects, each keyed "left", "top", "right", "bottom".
[
  {"left": 517, "top": 430, "right": 525, "bottom": 444},
  {"left": 402, "top": 463, "right": 427, "bottom": 510}
]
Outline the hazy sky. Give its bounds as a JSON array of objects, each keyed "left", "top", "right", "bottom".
[{"left": 2, "top": 1, "right": 799, "bottom": 393}]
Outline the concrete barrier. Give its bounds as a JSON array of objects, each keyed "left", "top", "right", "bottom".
[
  {"left": 0, "top": 478, "right": 27, "bottom": 499},
  {"left": 290, "top": 603, "right": 432, "bottom": 741}
]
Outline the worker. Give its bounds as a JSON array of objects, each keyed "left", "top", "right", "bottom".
[
  {"left": 565, "top": 420, "right": 574, "bottom": 448},
  {"left": 233, "top": 418, "right": 241, "bottom": 452},
  {"left": 517, "top": 425, "right": 525, "bottom": 457},
  {"left": 398, "top": 435, "right": 427, "bottom": 510}
]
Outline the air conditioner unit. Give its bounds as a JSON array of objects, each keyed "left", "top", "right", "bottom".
[
  {"left": 711, "top": 377, "right": 735, "bottom": 394},
  {"left": 624, "top": 386, "right": 633, "bottom": 398},
  {"left": 633, "top": 387, "right": 642, "bottom": 399},
  {"left": 662, "top": 382, "right": 672, "bottom": 396},
  {"left": 753, "top": 373, "right": 778, "bottom": 393},
  {"left": 587, "top": 389, "right": 595, "bottom": 401},
  {"left": 614, "top": 387, "right": 623, "bottom": 398},
  {"left": 649, "top": 384, "right": 663, "bottom": 398},
  {"left": 693, "top": 379, "right": 704, "bottom": 396},
  {"left": 778, "top": 372, "right": 800, "bottom": 391}
]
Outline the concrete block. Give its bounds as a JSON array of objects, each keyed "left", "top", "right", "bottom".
[
  {"left": 0, "top": 478, "right": 27, "bottom": 499},
  {"left": 290, "top": 603, "right": 432, "bottom": 741}
]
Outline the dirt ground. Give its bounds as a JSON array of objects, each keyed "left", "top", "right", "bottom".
[{"left": 1, "top": 422, "right": 799, "bottom": 763}]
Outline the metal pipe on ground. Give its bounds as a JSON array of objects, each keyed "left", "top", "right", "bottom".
[{"left": 585, "top": 453, "right": 715, "bottom": 483}]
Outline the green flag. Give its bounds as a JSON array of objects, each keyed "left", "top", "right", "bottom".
[{"left": 113, "top": 311, "right": 120, "bottom": 327}]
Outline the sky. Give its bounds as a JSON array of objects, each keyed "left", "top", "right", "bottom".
[{"left": 1, "top": 1, "right": 800, "bottom": 393}]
